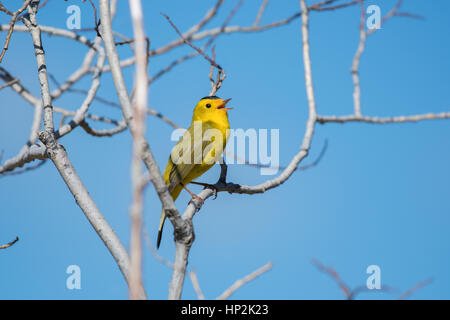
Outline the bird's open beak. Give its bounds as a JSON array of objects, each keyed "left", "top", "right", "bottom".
[{"left": 217, "top": 98, "right": 232, "bottom": 111}]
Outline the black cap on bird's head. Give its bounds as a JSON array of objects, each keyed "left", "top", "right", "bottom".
[
  {"left": 195, "top": 96, "right": 232, "bottom": 113},
  {"left": 200, "top": 95, "right": 221, "bottom": 100}
]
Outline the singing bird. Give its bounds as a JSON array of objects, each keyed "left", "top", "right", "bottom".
[{"left": 157, "top": 96, "right": 232, "bottom": 248}]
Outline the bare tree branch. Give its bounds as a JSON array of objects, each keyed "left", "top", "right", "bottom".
[
  {"left": 0, "top": 159, "right": 46, "bottom": 177},
  {"left": 397, "top": 278, "right": 433, "bottom": 300},
  {"left": 254, "top": 0, "right": 269, "bottom": 27},
  {"left": 161, "top": 12, "right": 222, "bottom": 70},
  {"left": 349, "top": 0, "right": 423, "bottom": 118},
  {"left": 208, "top": 46, "right": 225, "bottom": 96},
  {"left": 351, "top": 0, "right": 365, "bottom": 117},
  {"left": 317, "top": 113, "right": 450, "bottom": 124},
  {"left": 188, "top": 269, "right": 206, "bottom": 300},
  {"left": 0, "top": 67, "right": 43, "bottom": 166},
  {"left": 148, "top": 52, "right": 198, "bottom": 84},
  {"left": 225, "top": 139, "right": 328, "bottom": 173},
  {"left": 19, "top": 0, "right": 147, "bottom": 299},
  {"left": 82, "top": 0, "right": 101, "bottom": 37},
  {"left": 217, "top": 262, "right": 273, "bottom": 300},
  {"left": 0, "top": 236, "right": 19, "bottom": 249},
  {"left": 312, "top": 258, "right": 430, "bottom": 300},
  {"left": 366, "top": 0, "right": 423, "bottom": 36},
  {"left": 143, "top": 229, "right": 174, "bottom": 269},
  {"left": 0, "top": 78, "right": 18, "bottom": 90},
  {"left": 49, "top": 72, "right": 178, "bottom": 132},
  {"left": 128, "top": 0, "right": 148, "bottom": 300},
  {"left": 99, "top": 0, "right": 180, "bottom": 224},
  {"left": 22, "top": 2, "right": 54, "bottom": 133},
  {"left": 147, "top": 0, "right": 225, "bottom": 57},
  {"left": 54, "top": 40, "right": 105, "bottom": 139},
  {"left": 310, "top": 0, "right": 359, "bottom": 12},
  {"left": 204, "top": 1, "right": 244, "bottom": 96},
  {"left": 98, "top": 0, "right": 187, "bottom": 299},
  {"left": 311, "top": 258, "right": 353, "bottom": 298},
  {"left": 0, "top": 0, "right": 32, "bottom": 63},
  {"left": 79, "top": 120, "right": 127, "bottom": 137},
  {"left": 0, "top": 143, "right": 47, "bottom": 174}
]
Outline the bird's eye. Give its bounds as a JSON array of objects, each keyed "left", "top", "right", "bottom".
[{"left": 206, "top": 103, "right": 211, "bottom": 108}]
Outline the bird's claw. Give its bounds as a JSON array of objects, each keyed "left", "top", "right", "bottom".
[
  {"left": 191, "top": 181, "right": 218, "bottom": 200},
  {"left": 211, "top": 188, "right": 218, "bottom": 200}
]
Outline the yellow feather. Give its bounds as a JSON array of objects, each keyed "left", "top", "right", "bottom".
[{"left": 157, "top": 97, "right": 231, "bottom": 248}]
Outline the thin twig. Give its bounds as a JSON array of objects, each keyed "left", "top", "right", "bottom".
[
  {"left": 38, "top": 0, "right": 50, "bottom": 9},
  {"left": 366, "top": 0, "right": 423, "bottom": 36},
  {"left": 228, "top": 139, "right": 328, "bottom": 173},
  {"left": 254, "top": 0, "right": 269, "bottom": 27},
  {"left": 149, "top": 52, "right": 198, "bottom": 84},
  {"left": 143, "top": 229, "right": 174, "bottom": 269},
  {"left": 54, "top": 42, "right": 106, "bottom": 139},
  {"left": 82, "top": 0, "right": 101, "bottom": 37},
  {"left": 312, "top": 258, "right": 429, "bottom": 300},
  {"left": 0, "top": 0, "right": 32, "bottom": 63},
  {"left": 311, "top": 258, "right": 352, "bottom": 298},
  {"left": 351, "top": 0, "right": 365, "bottom": 117},
  {"left": 0, "top": 159, "right": 46, "bottom": 177},
  {"left": 204, "top": 0, "right": 245, "bottom": 95},
  {"left": 148, "top": 0, "right": 225, "bottom": 57},
  {"left": 204, "top": 0, "right": 244, "bottom": 49},
  {"left": 188, "top": 270, "right": 206, "bottom": 300},
  {"left": 208, "top": 46, "right": 225, "bottom": 96},
  {"left": 80, "top": 120, "right": 127, "bottom": 137},
  {"left": 0, "top": 78, "right": 18, "bottom": 90},
  {"left": 161, "top": 12, "right": 222, "bottom": 70},
  {"left": 152, "top": 0, "right": 349, "bottom": 58},
  {"left": 397, "top": 278, "right": 433, "bottom": 300},
  {"left": 217, "top": 262, "right": 273, "bottom": 300},
  {"left": 317, "top": 113, "right": 450, "bottom": 124},
  {"left": 0, "top": 236, "right": 19, "bottom": 249},
  {"left": 310, "top": 0, "right": 359, "bottom": 12}
]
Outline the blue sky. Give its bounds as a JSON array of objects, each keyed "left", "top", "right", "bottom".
[{"left": 0, "top": 0, "right": 449, "bottom": 299}]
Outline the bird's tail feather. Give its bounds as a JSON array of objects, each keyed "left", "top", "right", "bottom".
[{"left": 157, "top": 184, "right": 182, "bottom": 249}]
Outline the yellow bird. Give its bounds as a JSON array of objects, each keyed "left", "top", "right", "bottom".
[{"left": 157, "top": 96, "right": 232, "bottom": 248}]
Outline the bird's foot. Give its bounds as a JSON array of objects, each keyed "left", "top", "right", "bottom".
[
  {"left": 190, "top": 181, "right": 218, "bottom": 199},
  {"left": 188, "top": 194, "right": 205, "bottom": 211},
  {"left": 181, "top": 182, "right": 206, "bottom": 209}
]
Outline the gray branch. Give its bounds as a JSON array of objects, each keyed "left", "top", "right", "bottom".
[
  {"left": 39, "top": 130, "right": 139, "bottom": 295},
  {"left": 317, "top": 113, "right": 450, "bottom": 124},
  {"left": 19, "top": 0, "right": 147, "bottom": 299},
  {"left": 98, "top": 0, "right": 187, "bottom": 300},
  {"left": 128, "top": 0, "right": 149, "bottom": 300}
]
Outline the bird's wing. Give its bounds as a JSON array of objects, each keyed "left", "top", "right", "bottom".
[
  {"left": 167, "top": 162, "right": 193, "bottom": 191},
  {"left": 166, "top": 133, "right": 194, "bottom": 191},
  {"left": 167, "top": 121, "right": 218, "bottom": 190}
]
